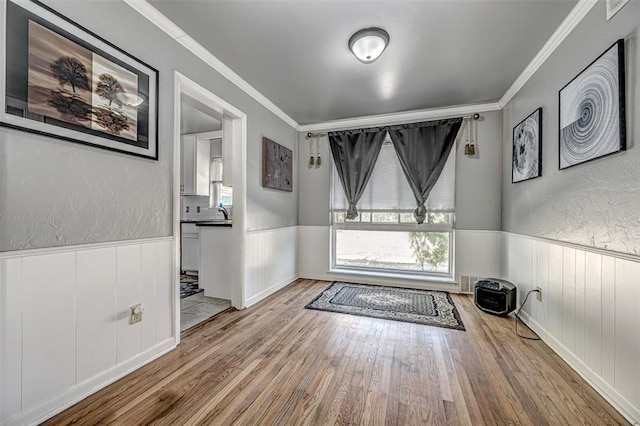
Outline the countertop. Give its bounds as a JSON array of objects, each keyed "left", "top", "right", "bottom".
[{"left": 181, "top": 219, "right": 232, "bottom": 227}]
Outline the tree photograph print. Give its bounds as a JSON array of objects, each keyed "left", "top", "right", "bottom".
[{"left": 27, "top": 20, "right": 138, "bottom": 140}]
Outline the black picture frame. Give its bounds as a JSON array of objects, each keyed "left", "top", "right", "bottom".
[
  {"left": 262, "top": 137, "right": 292, "bottom": 192},
  {"left": 558, "top": 39, "right": 625, "bottom": 170},
  {"left": 0, "top": 0, "right": 159, "bottom": 160},
  {"left": 512, "top": 107, "right": 542, "bottom": 183}
]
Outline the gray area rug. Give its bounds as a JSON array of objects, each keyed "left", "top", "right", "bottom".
[{"left": 306, "top": 282, "right": 465, "bottom": 330}]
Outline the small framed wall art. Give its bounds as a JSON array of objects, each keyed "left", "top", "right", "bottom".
[
  {"left": 262, "top": 137, "right": 292, "bottom": 191},
  {"left": 559, "top": 39, "right": 625, "bottom": 170},
  {"left": 512, "top": 108, "right": 542, "bottom": 183},
  {"left": 0, "top": 0, "right": 159, "bottom": 159}
]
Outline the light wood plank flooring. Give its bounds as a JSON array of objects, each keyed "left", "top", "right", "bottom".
[{"left": 46, "top": 279, "right": 629, "bottom": 425}]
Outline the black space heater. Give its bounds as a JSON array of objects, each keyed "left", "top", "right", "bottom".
[{"left": 474, "top": 278, "right": 516, "bottom": 316}]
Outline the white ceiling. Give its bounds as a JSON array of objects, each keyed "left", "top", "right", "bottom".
[{"left": 150, "top": 0, "right": 578, "bottom": 125}]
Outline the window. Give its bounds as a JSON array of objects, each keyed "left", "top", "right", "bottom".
[{"left": 331, "top": 134, "right": 455, "bottom": 277}]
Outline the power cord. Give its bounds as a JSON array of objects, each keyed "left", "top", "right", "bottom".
[{"left": 514, "top": 289, "right": 541, "bottom": 340}]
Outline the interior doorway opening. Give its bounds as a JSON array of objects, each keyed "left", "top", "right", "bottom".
[{"left": 172, "top": 72, "right": 247, "bottom": 339}]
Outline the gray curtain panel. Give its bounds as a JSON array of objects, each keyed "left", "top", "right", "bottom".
[
  {"left": 388, "top": 118, "right": 463, "bottom": 224},
  {"left": 328, "top": 128, "right": 387, "bottom": 219}
]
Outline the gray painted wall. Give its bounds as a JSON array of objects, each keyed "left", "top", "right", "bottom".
[
  {"left": 298, "top": 110, "right": 502, "bottom": 230},
  {"left": 0, "top": 0, "right": 297, "bottom": 251},
  {"left": 501, "top": 1, "right": 640, "bottom": 254}
]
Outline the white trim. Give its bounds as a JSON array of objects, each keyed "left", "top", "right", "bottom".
[
  {"left": 2, "top": 339, "right": 175, "bottom": 426},
  {"left": 0, "top": 236, "right": 174, "bottom": 259},
  {"left": 245, "top": 274, "right": 298, "bottom": 307},
  {"left": 498, "top": 0, "right": 599, "bottom": 108},
  {"left": 502, "top": 230, "right": 640, "bottom": 264},
  {"left": 518, "top": 311, "right": 639, "bottom": 425},
  {"left": 122, "top": 0, "right": 298, "bottom": 130},
  {"left": 123, "top": 0, "right": 597, "bottom": 130},
  {"left": 173, "top": 71, "right": 248, "bottom": 310},
  {"left": 298, "top": 102, "right": 501, "bottom": 133}
]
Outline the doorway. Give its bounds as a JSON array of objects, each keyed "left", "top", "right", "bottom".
[{"left": 172, "top": 72, "right": 247, "bottom": 338}]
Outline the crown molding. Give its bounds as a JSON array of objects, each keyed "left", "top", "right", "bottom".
[
  {"left": 122, "top": 0, "right": 300, "bottom": 130},
  {"left": 124, "top": 0, "right": 596, "bottom": 132},
  {"left": 298, "top": 102, "right": 501, "bottom": 133},
  {"left": 498, "top": 0, "right": 599, "bottom": 108}
]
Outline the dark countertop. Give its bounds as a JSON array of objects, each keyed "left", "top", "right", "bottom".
[
  {"left": 195, "top": 220, "right": 232, "bottom": 227},
  {"left": 181, "top": 220, "right": 232, "bottom": 227}
]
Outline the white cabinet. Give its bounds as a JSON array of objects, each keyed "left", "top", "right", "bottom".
[
  {"left": 181, "top": 224, "right": 199, "bottom": 273},
  {"left": 180, "top": 134, "right": 211, "bottom": 196}
]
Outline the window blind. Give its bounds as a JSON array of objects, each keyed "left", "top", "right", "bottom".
[{"left": 332, "top": 133, "right": 456, "bottom": 212}]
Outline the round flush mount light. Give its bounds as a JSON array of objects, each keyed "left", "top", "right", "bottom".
[{"left": 348, "top": 27, "right": 390, "bottom": 64}]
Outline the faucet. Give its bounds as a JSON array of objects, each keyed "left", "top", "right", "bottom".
[{"left": 217, "top": 203, "right": 229, "bottom": 220}]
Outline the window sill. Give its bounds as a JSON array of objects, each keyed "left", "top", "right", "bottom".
[{"left": 328, "top": 267, "right": 456, "bottom": 285}]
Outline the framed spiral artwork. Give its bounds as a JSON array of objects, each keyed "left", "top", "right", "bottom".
[
  {"left": 559, "top": 39, "right": 625, "bottom": 169},
  {"left": 512, "top": 108, "right": 542, "bottom": 183}
]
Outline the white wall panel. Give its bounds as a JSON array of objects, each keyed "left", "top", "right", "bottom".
[
  {"left": 455, "top": 230, "right": 502, "bottom": 283},
  {"left": 534, "top": 242, "right": 549, "bottom": 329},
  {"left": 503, "top": 232, "right": 640, "bottom": 424},
  {"left": 614, "top": 258, "right": 640, "bottom": 406},
  {"left": 21, "top": 252, "right": 76, "bottom": 410},
  {"left": 116, "top": 245, "right": 142, "bottom": 363},
  {"left": 245, "top": 227, "right": 297, "bottom": 306},
  {"left": 601, "top": 255, "right": 616, "bottom": 386},
  {"left": 547, "top": 244, "right": 563, "bottom": 339},
  {"left": 562, "top": 247, "right": 576, "bottom": 352},
  {"left": 0, "top": 237, "right": 176, "bottom": 425},
  {"left": 76, "top": 248, "right": 117, "bottom": 383},
  {"left": 584, "top": 252, "right": 602, "bottom": 376},
  {"left": 154, "top": 240, "right": 174, "bottom": 343},
  {"left": 0, "top": 258, "right": 23, "bottom": 421},
  {"left": 140, "top": 243, "right": 157, "bottom": 351},
  {"left": 574, "top": 250, "right": 586, "bottom": 361}
]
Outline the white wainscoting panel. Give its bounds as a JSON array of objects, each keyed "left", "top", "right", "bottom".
[
  {"left": 245, "top": 227, "right": 297, "bottom": 307},
  {"left": 502, "top": 232, "right": 640, "bottom": 424},
  {"left": 0, "top": 258, "right": 23, "bottom": 421},
  {"left": 0, "top": 237, "right": 176, "bottom": 425},
  {"left": 76, "top": 248, "right": 117, "bottom": 384},
  {"left": 116, "top": 245, "right": 143, "bottom": 364},
  {"left": 155, "top": 241, "right": 174, "bottom": 343},
  {"left": 455, "top": 230, "right": 503, "bottom": 287},
  {"left": 21, "top": 252, "right": 76, "bottom": 411}
]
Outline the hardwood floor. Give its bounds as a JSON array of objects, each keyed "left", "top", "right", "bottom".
[{"left": 45, "top": 279, "right": 629, "bottom": 425}]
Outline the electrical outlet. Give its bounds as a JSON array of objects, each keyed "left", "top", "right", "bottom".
[
  {"left": 536, "top": 287, "right": 542, "bottom": 301},
  {"left": 130, "top": 303, "right": 143, "bottom": 324}
]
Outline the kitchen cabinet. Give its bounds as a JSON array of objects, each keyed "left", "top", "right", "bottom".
[
  {"left": 181, "top": 223, "right": 199, "bottom": 273},
  {"left": 180, "top": 134, "right": 211, "bottom": 196}
]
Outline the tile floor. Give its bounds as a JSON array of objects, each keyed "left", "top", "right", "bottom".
[{"left": 180, "top": 292, "right": 231, "bottom": 331}]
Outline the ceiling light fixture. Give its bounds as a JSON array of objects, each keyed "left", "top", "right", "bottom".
[{"left": 348, "top": 27, "right": 390, "bottom": 64}]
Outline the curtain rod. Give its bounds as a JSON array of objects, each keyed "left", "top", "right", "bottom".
[{"left": 305, "top": 113, "right": 481, "bottom": 139}]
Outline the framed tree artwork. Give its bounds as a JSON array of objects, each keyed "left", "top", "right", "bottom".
[
  {"left": 512, "top": 108, "right": 542, "bottom": 183},
  {"left": 262, "top": 137, "right": 292, "bottom": 191},
  {"left": 559, "top": 39, "right": 625, "bottom": 170},
  {"left": 0, "top": 0, "right": 159, "bottom": 159}
]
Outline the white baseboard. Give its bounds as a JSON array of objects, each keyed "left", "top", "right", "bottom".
[
  {"left": 518, "top": 311, "right": 640, "bottom": 425},
  {"left": 3, "top": 339, "right": 176, "bottom": 426},
  {"left": 245, "top": 274, "right": 298, "bottom": 307}
]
